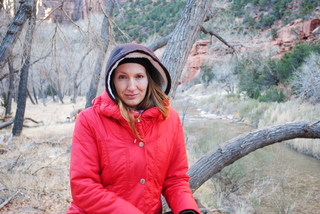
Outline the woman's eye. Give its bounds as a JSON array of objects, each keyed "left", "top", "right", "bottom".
[
  {"left": 137, "top": 75, "right": 144, "bottom": 79},
  {"left": 118, "top": 75, "right": 126, "bottom": 79}
]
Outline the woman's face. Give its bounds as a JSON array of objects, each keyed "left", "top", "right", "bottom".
[{"left": 113, "top": 63, "right": 148, "bottom": 110}]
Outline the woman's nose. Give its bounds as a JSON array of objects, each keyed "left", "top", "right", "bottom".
[{"left": 127, "top": 79, "right": 137, "bottom": 91}]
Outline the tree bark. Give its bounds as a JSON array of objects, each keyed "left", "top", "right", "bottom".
[
  {"left": 12, "top": 0, "right": 36, "bottom": 136},
  {"left": 161, "top": 0, "right": 214, "bottom": 98},
  {"left": 188, "top": 120, "right": 320, "bottom": 192},
  {"left": 5, "top": 57, "right": 15, "bottom": 117},
  {"left": 0, "top": 0, "right": 32, "bottom": 72},
  {"left": 85, "top": 0, "right": 114, "bottom": 108}
]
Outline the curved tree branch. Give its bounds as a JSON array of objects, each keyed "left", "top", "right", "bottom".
[
  {"left": 148, "top": 33, "right": 173, "bottom": 52},
  {"left": 188, "top": 120, "right": 320, "bottom": 192}
]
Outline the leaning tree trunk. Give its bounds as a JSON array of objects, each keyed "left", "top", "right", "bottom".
[
  {"left": 161, "top": 0, "right": 214, "bottom": 98},
  {"left": 0, "top": 0, "right": 32, "bottom": 72},
  {"left": 188, "top": 120, "right": 320, "bottom": 192},
  {"left": 12, "top": 0, "right": 36, "bottom": 136},
  {"left": 85, "top": 0, "right": 114, "bottom": 108}
]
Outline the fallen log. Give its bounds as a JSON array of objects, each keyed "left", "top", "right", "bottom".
[
  {"left": 188, "top": 120, "right": 320, "bottom": 192},
  {"left": 0, "top": 117, "right": 43, "bottom": 129},
  {"left": 0, "top": 118, "right": 14, "bottom": 129}
]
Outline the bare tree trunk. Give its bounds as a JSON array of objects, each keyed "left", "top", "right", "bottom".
[
  {"left": 12, "top": 0, "right": 36, "bottom": 136},
  {"left": 188, "top": 120, "right": 320, "bottom": 192},
  {"left": 85, "top": 0, "right": 114, "bottom": 108},
  {"left": 32, "top": 86, "right": 38, "bottom": 104},
  {"left": 49, "top": 75, "right": 65, "bottom": 104},
  {"left": 72, "top": 48, "right": 92, "bottom": 103},
  {"left": 5, "top": 57, "right": 15, "bottom": 117},
  {"left": 38, "top": 78, "right": 47, "bottom": 106},
  {"left": 0, "top": 0, "right": 32, "bottom": 72},
  {"left": 161, "top": 0, "right": 214, "bottom": 98},
  {"left": 26, "top": 89, "right": 35, "bottom": 104}
]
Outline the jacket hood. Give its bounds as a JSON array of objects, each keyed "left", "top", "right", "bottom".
[{"left": 105, "top": 43, "right": 171, "bottom": 103}]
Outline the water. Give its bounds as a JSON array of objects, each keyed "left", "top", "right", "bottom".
[{"left": 173, "top": 100, "right": 320, "bottom": 213}]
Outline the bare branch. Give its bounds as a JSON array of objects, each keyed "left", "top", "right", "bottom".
[
  {"left": 0, "top": 190, "right": 20, "bottom": 211},
  {"left": 200, "top": 26, "right": 235, "bottom": 53},
  {"left": 24, "top": 117, "right": 43, "bottom": 124},
  {"left": 30, "top": 52, "right": 51, "bottom": 66},
  {"left": 7, "top": 154, "right": 22, "bottom": 172},
  {"left": 0, "top": 117, "right": 43, "bottom": 129},
  {"left": 31, "top": 152, "right": 67, "bottom": 175},
  {"left": 0, "top": 118, "right": 14, "bottom": 129},
  {"left": 97, "top": 0, "right": 131, "bottom": 42},
  {"left": 60, "top": 1, "right": 85, "bottom": 34},
  {"left": 0, "top": 52, "right": 51, "bottom": 82},
  {"left": 148, "top": 33, "right": 173, "bottom": 52},
  {"left": 38, "top": 3, "right": 63, "bottom": 23},
  {"left": 0, "top": 69, "right": 19, "bottom": 81}
]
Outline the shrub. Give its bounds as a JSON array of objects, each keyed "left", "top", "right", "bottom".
[
  {"left": 258, "top": 87, "right": 286, "bottom": 103},
  {"left": 259, "top": 14, "right": 275, "bottom": 28},
  {"left": 234, "top": 52, "right": 268, "bottom": 98},
  {"left": 199, "top": 64, "right": 215, "bottom": 88},
  {"left": 275, "top": 44, "right": 312, "bottom": 83},
  {"left": 300, "top": 0, "right": 318, "bottom": 17},
  {"left": 290, "top": 52, "right": 320, "bottom": 104},
  {"left": 45, "top": 85, "right": 57, "bottom": 96}
]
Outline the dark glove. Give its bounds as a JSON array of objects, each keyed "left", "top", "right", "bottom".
[{"left": 179, "top": 209, "right": 197, "bottom": 214}]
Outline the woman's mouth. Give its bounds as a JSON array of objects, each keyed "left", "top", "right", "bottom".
[{"left": 125, "top": 94, "right": 138, "bottom": 99}]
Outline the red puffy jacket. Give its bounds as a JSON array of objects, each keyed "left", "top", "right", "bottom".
[{"left": 66, "top": 91, "right": 199, "bottom": 214}]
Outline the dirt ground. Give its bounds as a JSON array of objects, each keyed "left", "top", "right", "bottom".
[{"left": 0, "top": 97, "right": 85, "bottom": 213}]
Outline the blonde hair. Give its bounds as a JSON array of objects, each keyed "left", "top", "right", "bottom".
[{"left": 112, "top": 71, "right": 170, "bottom": 140}]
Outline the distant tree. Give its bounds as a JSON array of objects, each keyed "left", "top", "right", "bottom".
[
  {"left": 85, "top": 0, "right": 115, "bottom": 108},
  {"left": 72, "top": 48, "right": 92, "bottom": 103}
]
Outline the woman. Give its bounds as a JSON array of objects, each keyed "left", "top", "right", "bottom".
[{"left": 67, "top": 43, "right": 200, "bottom": 214}]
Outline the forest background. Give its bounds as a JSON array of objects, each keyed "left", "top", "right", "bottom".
[{"left": 0, "top": 0, "right": 320, "bottom": 213}]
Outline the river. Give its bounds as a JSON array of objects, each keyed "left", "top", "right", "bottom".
[{"left": 172, "top": 100, "right": 320, "bottom": 213}]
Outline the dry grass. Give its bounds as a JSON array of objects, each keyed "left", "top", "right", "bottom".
[
  {"left": 188, "top": 90, "right": 320, "bottom": 159},
  {"left": 258, "top": 100, "right": 320, "bottom": 158},
  {"left": 0, "top": 97, "right": 85, "bottom": 213}
]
